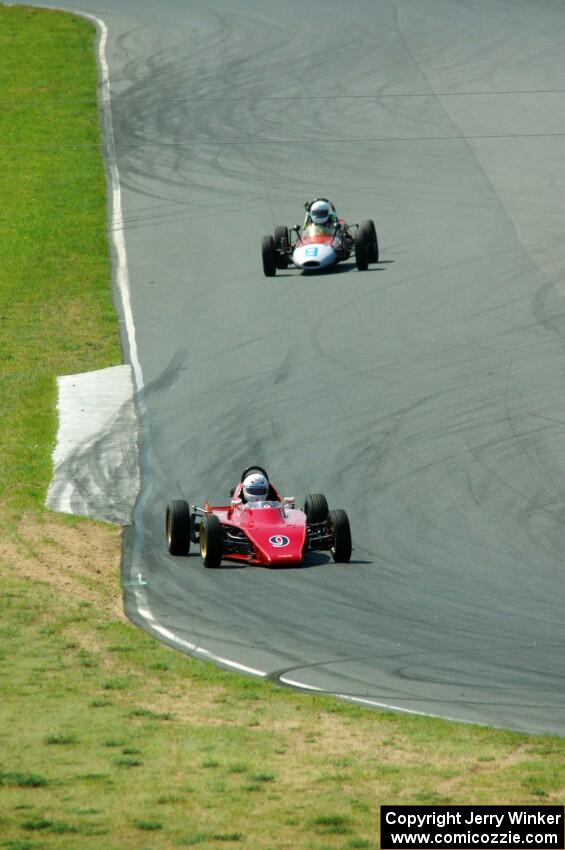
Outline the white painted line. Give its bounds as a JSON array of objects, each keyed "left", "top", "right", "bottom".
[
  {"left": 279, "top": 677, "right": 324, "bottom": 691},
  {"left": 196, "top": 647, "right": 267, "bottom": 677},
  {"left": 129, "top": 556, "right": 267, "bottom": 682},
  {"left": 81, "top": 12, "right": 144, "bottom": 394},
  {"left": 77, "top": 9, "right": 273, "bottom": 680},
  {"left": 337, "top": 694, "right": 465, "bottom": 724},
  {"left": 136, "top": 606, "right": 155, "bottom": 622},
  {"left": 280, "top": 676, "right": 471, "bottom": 723}
]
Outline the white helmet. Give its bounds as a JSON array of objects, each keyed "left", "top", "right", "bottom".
[
  {"left": 310, "top": 199, "right": 332, "bottom": 225},
  {"left": 242, "top": 472, "right": 269, "bottom": 502}
]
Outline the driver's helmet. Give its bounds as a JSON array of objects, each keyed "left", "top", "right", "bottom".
[
  {"left": 310, "top": 199, "right": 332, "bottom": 225},
  {"left": 242, "top": 472, "right": 269, "bottom": 503}
]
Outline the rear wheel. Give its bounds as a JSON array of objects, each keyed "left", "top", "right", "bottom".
[
  {"left": 273, "top": 225, "right": 289, "bottom": 269},
  {"left": 328, "top": 509, "right": 352, "bottom": 563},
  {"left": 304, "top": 493, "right": 329, "bottom": 525},
  {"left": 166, "top": 500, "right": 191, "bottom": 556},
  {"left": 354, "top": 227, "right": 369, "bottom": 271},
  {"left": 200, "top": 514, "right": 223, "bottom": 568},
  {"left": 261, "top": 235, "right": 276, "bottom": 277}
]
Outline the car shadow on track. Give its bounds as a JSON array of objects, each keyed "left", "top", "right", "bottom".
[
  {"left": 192, "top": 553, "right": 373, "bottom": 570},
  {"left": 272, "top": 259, "right": 393, "bottom": 279}
]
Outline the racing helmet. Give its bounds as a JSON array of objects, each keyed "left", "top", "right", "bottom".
[
  {"left": 310, "top": 199, "right": 332, "bottom": 225},
  {"left": 242, "top": 472, "right": 269, "bottom": 503}
]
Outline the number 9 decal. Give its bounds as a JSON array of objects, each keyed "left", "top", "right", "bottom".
[{"left": 269, "top": 535, "right": 290, "bottom": 547}]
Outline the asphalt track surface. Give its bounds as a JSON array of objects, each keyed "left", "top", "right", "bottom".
[{"left": 38, "top": 0, "right": 565, "bottom": 734}]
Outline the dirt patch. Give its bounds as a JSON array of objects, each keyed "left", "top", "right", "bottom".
[
  {"left": 0, "top": 512, "right": 126, "bottom": 620},
  {"left": 0, "top": 514, "right": 235, "bottom": 717},
  {"left": 433, "top": 743, "right": 531, "bottom": 797}
]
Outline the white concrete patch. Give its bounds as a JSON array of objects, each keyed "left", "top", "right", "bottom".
[{"left": 47, "top": 365, "right": 139, "bottom": 524}]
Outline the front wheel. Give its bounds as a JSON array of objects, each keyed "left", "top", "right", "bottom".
[
  {"left": 166, "top": 500, "right": 191, "bottom": 556},
  {"left": 273, "top": 225, "right": 289, "bottom": 269},
  {"left": 261, "top": 235, "right": 277, "bottom": 277},
  {"left": 328, "top": 509, "right": 352, "bottom": 563},
  {"left": 200, "top": 514, "right": 223, "bottom": 568},
  {"left": 304, "top": 493, "right": 329, "bottom": 525}
]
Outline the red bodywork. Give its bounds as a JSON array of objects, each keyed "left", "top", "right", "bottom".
[
  {"left": 204, "top": 480, "right": 307, "bottom": 566},
  {"left": 300, "top": 233, "right": 334, "bottom": 246},
  {"left": 299, "top": 220, "right": 349, "bottom": 248}
]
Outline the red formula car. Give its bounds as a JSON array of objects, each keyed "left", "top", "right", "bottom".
[{"left": 165, "top": 466, "right": 352, "bottom": 567}]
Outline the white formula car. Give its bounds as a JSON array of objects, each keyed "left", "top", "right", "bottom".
[{"left": 261, "top": 217, "right": 378, "bottom": 276}]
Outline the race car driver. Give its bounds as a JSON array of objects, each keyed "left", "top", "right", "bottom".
[
  {"left": 303, "top": 197, "right": 354, "bottom": 245},
  {"left": 241, "top": 471, "right": 270, "bottom": 503},
  {"left": 303, "top": 198, "right": 340, "bottom": 232}
]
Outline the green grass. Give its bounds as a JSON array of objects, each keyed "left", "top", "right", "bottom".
[
  {"left": 1, "top": 569, "right": 564, "bottom": 847},
  {"left": 0, "top": 6, "right": 120, "bottom": 527},
  {"left": 0, "top": 6, "right": 564, "bottom": 850}
]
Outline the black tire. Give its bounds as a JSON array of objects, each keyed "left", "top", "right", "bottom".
[
  {"left": 200, "top": 514, "right": 223, "bottom": 568},
  {"left": 273, "top": 225, "right": 290, "bottom": 269},
  {"left": 261, "top": 235, "right": 276, "bottom": 277},
  {"left": 328, "top": 509, "right": 352, "bottom": 563},
  {"left": 354, "top": 227, "right": 369, "bottom": 271},
  {"left": 304, "top": 493, "right": 329, "bottom": 525},
  {"left": 166, "top": 500, "right": 191, "bottom": 556},
  {"left": 365, "top": 219, "right": 379, "bottom": 263}
]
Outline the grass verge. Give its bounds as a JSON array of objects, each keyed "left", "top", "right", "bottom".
[
  {"left": 0, "top": 7, "right": 563, "bottom": 850},
  {"left": 0, "top": 5, "right": 120, "bottom": 527},
  {"left": 1, "top": 518, "right": 564, "bottom": 849}
]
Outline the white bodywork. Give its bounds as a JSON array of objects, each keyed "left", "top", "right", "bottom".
[{"left": 292, "top": 242, "right": 337, "bottom": 270}]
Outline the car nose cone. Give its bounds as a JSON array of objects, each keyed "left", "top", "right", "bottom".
[{"left": 293, "top": 243, "right": 336, "bottom": 270}]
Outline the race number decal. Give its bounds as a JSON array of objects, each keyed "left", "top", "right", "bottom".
[
  {"left": 269, "top": 535, "right": 290, "bottom": 547},
  {"left": 304, "top": 246, "right": 319, "bottom": 257}
]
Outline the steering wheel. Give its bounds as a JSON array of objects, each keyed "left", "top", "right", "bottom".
[{"left": 240, "top": 465, "right": 269, "bottom": 482}]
